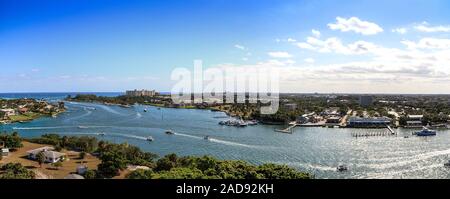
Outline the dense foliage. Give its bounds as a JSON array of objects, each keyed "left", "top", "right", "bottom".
[
  {"left": 27, "top": 134, "right": 98, "bottom": 153},
  {"left": 126, "top": 154, "right": 312, "bottom": 179},
  {"left": 25, "top": 134, "right": 311, "bottom": 179},
  {"left": 0, "top": 132, "right": 23, "bottom": 150},
  {"left": 0, "top": 163, "right": 35, "bottom": 179}
]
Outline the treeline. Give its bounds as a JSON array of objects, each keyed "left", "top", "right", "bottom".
[
  {"left": 127, "top": 154, "right": 312, "bottom": 179},
  {"left": 67, "top": 94, "right": 171, "bottom": 106},
  {"left": 24, "top": 134, "right": 311, "bottom": 179}
]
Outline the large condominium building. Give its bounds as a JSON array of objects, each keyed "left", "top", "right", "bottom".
[
  {"left": 126, "top": 89, "right": 157, "bottom": 97},
  {"left": 359, "top": 96, "right": 373, "bottom": 107}
]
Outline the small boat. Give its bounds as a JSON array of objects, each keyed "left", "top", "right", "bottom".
[
  {"left": 336, "top": 165, "right": 348, "bottom": 172},
  {"left": 415, "top": 127, "right": 436, "bottom": 136},
  {"left": 247, "top": 120, "right": 258, "bottom": 126},
  {"left": 97, "top": 132, "right": 106, "bottom": 136},
  {"left": 143, "top": 109, "right": 148, "bottom": 112},
  {"left": 444, "top": 160, "right": 450, "bottom": 168},
  {"left": 147, "top": 136, "right": 154, "bottom": 142},
  {"left": 203, "top": 135, "right": 210, "bottom": 140},
  {"left": 78, "top": 126, "right": 88, "bottom": 129},
  {"left": 238, "top": 120, "right": 248, "bottom": 127},
  {"left": 165, "top": 130, "right": 174, "bottom": 135}
]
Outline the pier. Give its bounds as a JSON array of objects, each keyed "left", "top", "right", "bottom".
[
  {"left": 351, "top": 125, "right": 397, "bottom": 137},
  {"left": 275, "top": 123, "right": 297, "bottom": 134}
]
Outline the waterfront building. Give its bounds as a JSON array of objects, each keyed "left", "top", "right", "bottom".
[
  {"left": 405, "top": 115, "right": 424, "bottom": 127},
  {"left": 347, "top": 116, "right": 391, "bottom": 128},
  {"left": 126, "top": 89, "right": 157, "bottom": 97},
  {"left": 0, "top": 108, "right": 16, "bottom": 117},
  {"left": 359, "top": 96, "right": 373, "bottom": 107},
  {"left": 326, "top": 116, "right": 342, "bottom": 124}
]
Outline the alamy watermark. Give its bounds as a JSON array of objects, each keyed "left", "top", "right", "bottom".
[{"left": 171, "top": 60, "right": 280, "bottom": 114}]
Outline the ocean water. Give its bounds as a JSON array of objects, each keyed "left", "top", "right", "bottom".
[{"left": 1, "top": 93, "right": 450, "bottom": 179}]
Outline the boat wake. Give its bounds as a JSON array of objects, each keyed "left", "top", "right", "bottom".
[
  {"left": 174, "top": 132, "right": 258, "bottom": 148},
  {"left": 358, "top": 148, "right": 450, "bottom": 170},
  {"left": 13, "top": 126, "right": 75, "bottom": 130}
]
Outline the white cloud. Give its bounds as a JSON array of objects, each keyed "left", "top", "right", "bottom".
[
  {"left": 234, "top": 44, "right": 246, "bottom": 50},
  {"left": 402, "top": 38, "right": 450, "bottom": 49},
  {"left": 297, "top": 36, "right": 380, "bottom": 55},
  {"left": 268, "top": 51, "right": 293, "bottom": 58},
  {"left": 414, "top": 22, "right": 450, "bottom": 33},
  {"left": 304, "top": 58, "right": 315, "bottom": 63},
  {"left": 392, "top": 28, "right": 407, "bottom": 34},
  {"left": 328, "top": 17, "right": 383, "bottom": 35},
  {"left": 311, "top": 29, "right": 321, "bottom": 38},
  {"left": 287, "top": 38, "right": 297, "bottom": 42}
]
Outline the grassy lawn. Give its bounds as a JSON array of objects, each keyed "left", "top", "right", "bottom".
[{"left": 8, "top": 112, "right": 42, "bottom": 122}]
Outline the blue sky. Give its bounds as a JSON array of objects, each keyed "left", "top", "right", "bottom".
[{"left": 1, "top": 0, "right": 450, "bottom": 93}]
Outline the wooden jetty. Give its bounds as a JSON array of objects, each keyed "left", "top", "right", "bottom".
[{"left": 351, "top": 125, "right": 397, "bottom": 138}]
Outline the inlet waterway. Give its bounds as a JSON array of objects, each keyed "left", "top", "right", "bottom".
[{"left": 1, "top": 93, "right": 450, "bottom": 179}]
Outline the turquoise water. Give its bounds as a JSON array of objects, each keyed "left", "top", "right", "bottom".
[{"left": 1, "top": 93, "right": 450, "bottom": 179}]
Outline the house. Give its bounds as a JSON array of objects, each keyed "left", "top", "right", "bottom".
[
  {"left": 27, "top": 146, "right": 66, "bottom": 163},
  {"left": 1, "top": 148, "right": 9, "bottom": 156},
  {"left": 0, "top": 108, "right": 16, "bottom": 118}
]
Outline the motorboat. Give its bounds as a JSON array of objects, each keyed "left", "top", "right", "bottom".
[
  {"left": 97, "top": 132, "right": 106, "bottom": 136},
  {"left": 147, "top": 136, "right": 154, "bottom": 142},
  {"left": 143, "top": 109, "right": 148, "bottom": 112},
  {"left": 336, "top": 165, "right": 348, "bottom": 172},
  {"left": 247, "top": 120, "right": 258, "bottom": 126},
  {"left": 415, "top": 127, "right": 436, "bottom": 136},
  {"left": 165, "top": 130, "right": 175, "bottom": 135},
  {"left": 203, "top": 135, "right": 210, "bottom": 140},
  {"left": 444, "top": 160, "right": 450, "bottom": 168}
]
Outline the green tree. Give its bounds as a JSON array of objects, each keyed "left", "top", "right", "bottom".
[
  {"left": 126, "top": 169, "right": 154, "bottom": 179},
  {"left": 36, "top": 152, "right": 46, "bottom": 168},
  {"left": 79, "top": 151, "right": 86, "bottom": 160},
  {"left": 0, "top": 163, "right": 35, "bottom": 179},
  {"left": 83, "top": 170, "right": 97, "bottom": 179}
]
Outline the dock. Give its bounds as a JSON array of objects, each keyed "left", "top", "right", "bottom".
[
  {"left": 275, "top": 123, "right": 297, "bottom": 134},
  {"left": 351, "top": 125, "right": 397, "bottom": 137}
]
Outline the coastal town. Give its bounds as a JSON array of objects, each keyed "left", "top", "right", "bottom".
[
  {"left": 0, "top": 98, "right": 65, "bottom": 125},
  {"left": 2, "top": 90, "right": 450, "bottom": 179},
  {"left": 68, "top": 90, "right": 450, "bottom": 131}
]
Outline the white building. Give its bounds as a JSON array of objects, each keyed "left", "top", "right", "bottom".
[
  {"left": 0, "top": 109, "right": 16, "bottom": 118},
  {"left": 126, "top": 89, "right": 156, "bottom": 97},
  {"left": 27, "top": 146, "right": 66, "bottom": 163}
]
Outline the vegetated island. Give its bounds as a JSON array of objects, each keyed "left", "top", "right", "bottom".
[
  {"left": 0, "top": 132, "right": 312, "bottom": 179},
  {"left": 0, "top": 98, "right": 65, "bottom": 125}
]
